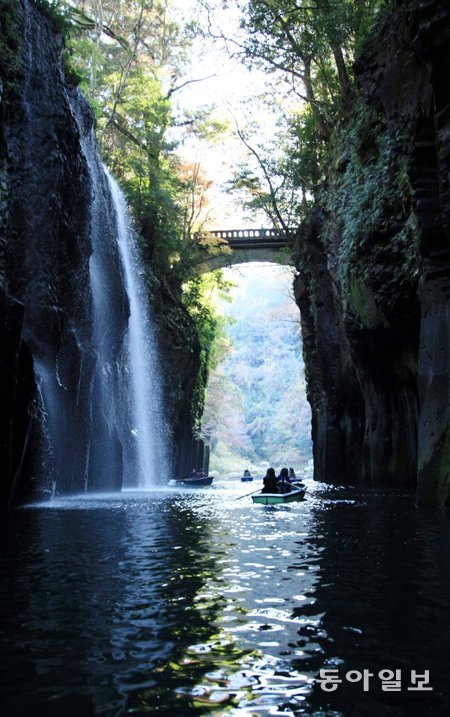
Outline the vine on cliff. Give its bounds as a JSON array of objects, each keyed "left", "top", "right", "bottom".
[{"left": 322, "top": 99, "right": 420, "bottom": 309}]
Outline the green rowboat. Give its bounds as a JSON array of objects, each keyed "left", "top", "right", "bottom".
[{"left": 251, "top": 488, "right": 306, "bottom": 505}]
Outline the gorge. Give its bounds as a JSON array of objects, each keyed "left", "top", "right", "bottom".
[
  {"left": 0, "top": 0, "right": 449, "bottom": 508},
  {"left": 1, "top": 2, "right": 450, "bottom": 716}
]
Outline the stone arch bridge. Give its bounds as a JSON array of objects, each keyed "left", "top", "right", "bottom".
[{"left": 194, "top": 227, "right": 295, "bottom": 273}]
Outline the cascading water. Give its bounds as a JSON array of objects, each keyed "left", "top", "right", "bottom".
[
  {"left": 77, "top": 120, "right": 168, "bottom": 491},
  {"left": 32, "top": 99, "right": 168, "bottom": 492},
  {"left": 105, "top": 170, "right": 168, "bottom": 488},
  {"left": 3, "top": 0, "right": 168, "bottom": 501}
]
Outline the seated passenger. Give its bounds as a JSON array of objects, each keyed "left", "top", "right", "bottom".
[
  {"left": 261, "top": 467, "right": 278, "bottom": 493},
  {"left": 277, "top": 467, "right": 292, "bottom": 493},
  {"left": 289, "top": 467, "right": 305, "bottom": 487}
]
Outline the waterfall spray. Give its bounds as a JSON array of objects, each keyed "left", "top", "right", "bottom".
[{"left": 105, "top": 170, "right": 168, "bottom": 488}]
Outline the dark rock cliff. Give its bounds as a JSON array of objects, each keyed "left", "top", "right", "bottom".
[
  {"left": 362, "top": 0, "right": 450, "bottom": 506},
  {"left": 295, "top": 0, "right": 450, "bottom": 505},
  {"left": 0, "top": 0, "right": 204, "bottom": 504},
  {"left": 1, "top": 0, "right": 95, "bottom": 503},
  {"left": 150, "top": 280, "right": 209, "bottom": 479}
]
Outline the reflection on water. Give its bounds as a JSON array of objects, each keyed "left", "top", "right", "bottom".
[{"left": 1, "top": 482, "right": 450, "bottom": 716}]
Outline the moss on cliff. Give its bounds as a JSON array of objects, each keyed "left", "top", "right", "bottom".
[
  {"left": 295, "top": 0, "right": 450, "bottom": 501},
  {"left": 0, "top": 0, "right": 21, "bottom": 101},
  {"left": 321, "top": 99, "right": 420, "bottom": 321},
  {"left": 295, "top": 78, "right": 422, "bottom": 488}
]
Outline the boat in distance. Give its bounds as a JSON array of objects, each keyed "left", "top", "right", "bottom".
[
  {"left": 170, "top": 476, "right": 214, "bottom": 487},
  {"left": 251, "top": 487, "right": 305, "bottom": 505}
]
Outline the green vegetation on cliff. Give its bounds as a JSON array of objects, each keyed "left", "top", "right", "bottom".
[
  {"left": 321, "top": 100, "right": 420, "bottom": 319},
  {"left": 35, "top": 0, "right": 232, "bottom": 429},
  {"left": 205, "top": 1, "right": 420, "bottom": 328},
  {"left": 0, "top": 0, "right": 21, "bottom": 100}
]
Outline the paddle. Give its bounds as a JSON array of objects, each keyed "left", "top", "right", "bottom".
[{"left": 235, "top": 487, "right": 263, "bottom": 500}]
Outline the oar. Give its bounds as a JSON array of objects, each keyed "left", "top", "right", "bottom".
[{"left": 235, "top": 487, "right": 263, "bottom": 500}]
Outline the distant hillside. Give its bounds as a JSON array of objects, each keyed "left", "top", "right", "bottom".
[{"left": 201, "top": 264, "right": 312, "bottom": 476}]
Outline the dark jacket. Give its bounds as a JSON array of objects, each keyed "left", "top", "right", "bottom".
[{"left": 262, "top": 475, "right": 278, "bottom": 493}]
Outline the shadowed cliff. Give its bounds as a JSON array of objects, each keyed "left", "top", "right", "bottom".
[
  {"left": 295, "top": 0, "right": 449, "bottom": 506},
  {"left": 0, "top": 0, "right": 202, "bottom": 504}
]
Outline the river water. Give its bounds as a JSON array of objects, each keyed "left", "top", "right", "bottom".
[{"left": 1, "top": 481, "right": 449, "bottom": 717}]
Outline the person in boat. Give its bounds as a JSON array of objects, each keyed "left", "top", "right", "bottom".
[
  {"left": 288, "top": 467, "right": 305, "bottom": 487},
  {"left": 261, "top": 467, "right": 278, "bottom": 493},
  {"left": 243, "top": 469, "right": 251, "bottom": 477},
  {"left": 277, "top": 467, "right": 292, "bottom": 493}
]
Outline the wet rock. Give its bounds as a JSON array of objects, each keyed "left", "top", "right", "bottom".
[
  {"left": 0, "top": 0, "right": 125, "bottom": 503},
  {"left": 295, "top": 0, "right": 450, "bottom": 503}
]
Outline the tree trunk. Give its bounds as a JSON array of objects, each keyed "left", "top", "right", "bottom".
[
  {"left": 303, "top": 57, "right": 330, "bottom": 141},
  {"left": 331, "top": 44, "right": 352, "bottom": 107}
]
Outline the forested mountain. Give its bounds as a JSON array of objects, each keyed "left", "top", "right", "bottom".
[{"left": 201, "top": 264, "right": 312, "bottom": 475}]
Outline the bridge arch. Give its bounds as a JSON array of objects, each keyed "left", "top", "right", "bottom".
[{"left": 193, "top": 227, "right": 295, "bottom": 274}]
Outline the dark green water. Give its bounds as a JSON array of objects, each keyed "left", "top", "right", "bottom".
[{"left": 1, "top": 481, "right": 449, "bottom": 716}]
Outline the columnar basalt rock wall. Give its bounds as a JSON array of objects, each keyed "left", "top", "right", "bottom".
[
  {"left": 295, "top": 0, "right": 450, "bottom": 504},
  {"left": 364, "top": 0, "right": 450, "bottom": 505},
  {"left": 1, "top": 0, "right": 95, "bottom": 503},
  {"left": 151, "top": 283, "right": 206, "bottom": 479},
  {"left": 294, "top": 213, "right": 420, "bottom": 490}
]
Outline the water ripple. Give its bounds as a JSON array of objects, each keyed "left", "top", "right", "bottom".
[{"left": 1, "top": 483, "right": 450, "bottom": 716}]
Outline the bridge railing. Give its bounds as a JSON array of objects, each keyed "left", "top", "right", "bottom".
[{"left": 205, "top": 228, "right": 293, "bottom": 241}]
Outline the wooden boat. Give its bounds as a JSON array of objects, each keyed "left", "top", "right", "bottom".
[
  {"left": 251, "top": 487, "right": 305, "bottom": 505},
  {"left": 172, "top": 475, "right": 214, "bottom": 487}
]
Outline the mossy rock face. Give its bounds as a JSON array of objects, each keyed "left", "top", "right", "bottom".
[
  {"left": 295, "top": 0, "right": 450, "bottom": 503},
  {"left": 147, "top": 275, "right": 205, "bottom": 472},
  {"left": 324, "top": 102, "right": 421, "bottom": 347},
  {"left": 293, "top": 62, "right": 422, "bottom": 489},
  {"left": 349, "top": 277, "right": 389, "bottom": 329},
  {"left": 0, "top": 0, "right": 22, "bottom": 101}
]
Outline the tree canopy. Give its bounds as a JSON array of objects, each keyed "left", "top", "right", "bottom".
[
  {"left": 198, "top": 0, "right": 387, "bottom": 223},
  {"left": 42, "top": 0, "right": 234, "bottom": 390}
]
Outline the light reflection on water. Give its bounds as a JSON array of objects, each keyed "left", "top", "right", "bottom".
[{"left": 1, "top": 481, "right": 450, "bottom": 716}]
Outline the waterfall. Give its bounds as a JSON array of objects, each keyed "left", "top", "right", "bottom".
[
  {"left": 3, "top": 0, "right": 168, "bottom": 501},
  {"left": 33, "top": 105, "right": 168, "bottom": 492},
  {"left": 79, "top": 122, "right": 168, "bottom": 490},
  {"left": 105, "top": 170, "right": 168, "bottom": 488}
]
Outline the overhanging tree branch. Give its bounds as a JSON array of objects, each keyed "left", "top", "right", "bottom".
[{"left": 231, "top": 113, "right": 290, "bottom": 234}]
